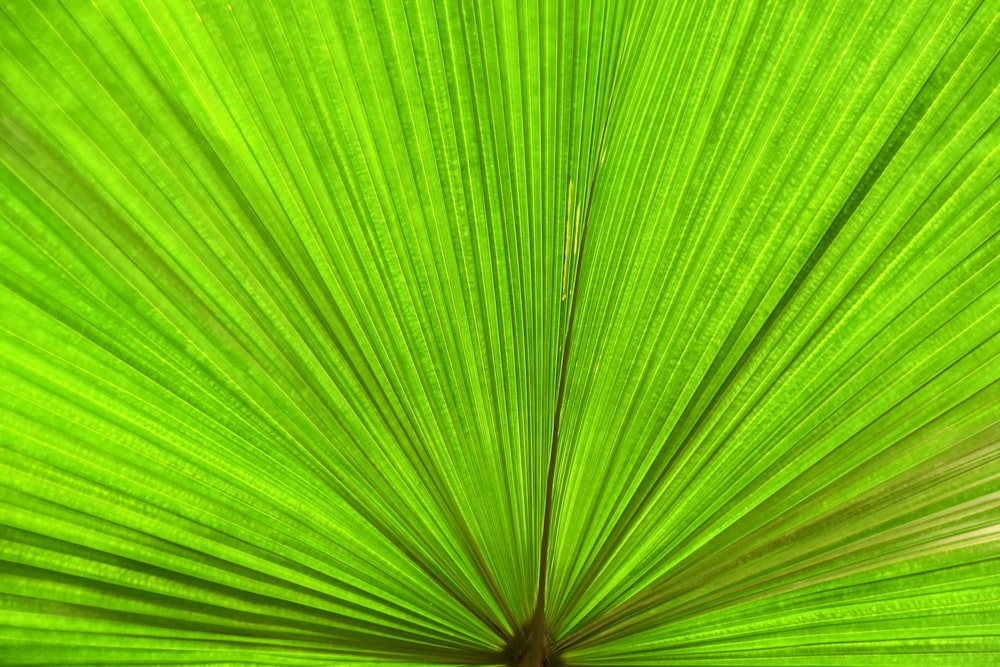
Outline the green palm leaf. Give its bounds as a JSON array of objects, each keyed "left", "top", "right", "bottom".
[{"left": 1, "top": 0, "right": 997, "bottom": 665}]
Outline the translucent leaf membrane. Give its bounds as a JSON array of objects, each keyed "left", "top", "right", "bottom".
[{"left": 1, "top": 0, "right": 997, "bottom": 665}]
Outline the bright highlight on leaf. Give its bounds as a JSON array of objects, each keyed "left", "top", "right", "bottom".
[{"left": 1, "top": 0, "right": 998, "bottom": 665}]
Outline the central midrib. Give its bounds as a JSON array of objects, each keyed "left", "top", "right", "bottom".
[
  {"left": 525, "top": 125, "right": 615, "bottom": 667},
  {"left": 519, "top": 21, "right": 631, "bottom": 662}
]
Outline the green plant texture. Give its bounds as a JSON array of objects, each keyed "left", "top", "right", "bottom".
[{"left": 1, "top": 0, "right": 999, "bottom": 665}]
